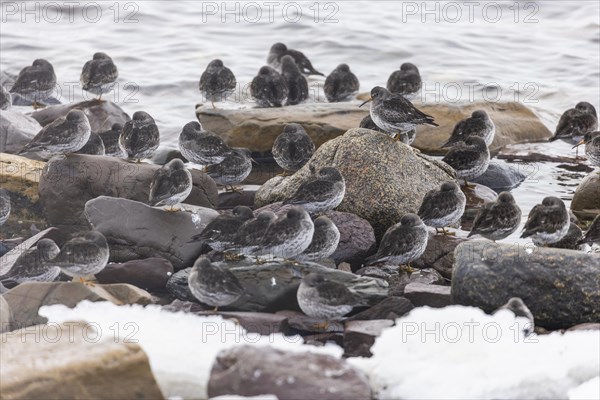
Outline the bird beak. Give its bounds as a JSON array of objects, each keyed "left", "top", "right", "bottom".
[
  {"left": 572, "top": 139, "right": 585, "bottom": 149},
  {"left": 250, "top": 157, "right": 259, "bottom": 165},
  {"left": 359, "top": 97, "right": 372, "bottom": 108}
]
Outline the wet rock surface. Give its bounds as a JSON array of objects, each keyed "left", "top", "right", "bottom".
[
  {"left": 30, "top": 100, "right": 130, "bottom": 133},
  {"left": 471, "top": 160, "right": 529, "bottom": 193},
  {"left": 0, "top": 110, "right": 41, "bottom": 154},
  {"left": 404, "top": 283, "right": 453, "bottom": 308},
  {"left": 96, "top": 257, "right": 174, "bottom": 292},
  {"left": 571, "top": 171, "right": 600, "bottom": 221}
]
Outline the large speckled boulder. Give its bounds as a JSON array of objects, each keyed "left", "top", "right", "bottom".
[
  {"left": 30, "top": 100, "right": 130, "bottom": 133},
  {"left": 452, "top": 241, "right": 600, "bottom": 329},
  {"left": 196, "top": 101, "right": 551, "bottom": 155},
  {"left": 255, "top": 128, "right": 455, "bottom": 239},
  {"left": 571, "top": 171, "right": 600, "bottom": 221}
]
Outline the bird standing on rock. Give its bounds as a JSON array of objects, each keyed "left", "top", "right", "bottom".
[
  {"left": 441, "top": 136, "right": 490, "bottom": 187},
  {"left": 0, "top": 239, "right": 60, "bottom": 285},
  {"left": 366, "top": 213, "right": 429, "bottom": 266},
  {"left": 250, "top": 207, "right": 314, "bottom": 260},
  {"left": 359, "top": 86, "right": 437, "bottom": 141},
  {"left": 386, "top": 62, "right": 422, "bottom": 99},
  {"left": 297, "top": 272, "right": 366, "bottom": 320},
  {"left": 280, "top": 55, "right": 309, "bottom": 105},
  {"left": 296, "top": 216, "right": 340, "bottom": 262},
  {"left": 190, "top": 206, "right": 255, "bottom": 251},
  {"left": 52, "top": 230, "right": 110, "bottom": 283},
  {"left": 324, "top": 63, "right": 359, "bottom": 102},
  {"left": 417, "top": 181, "right": 466, "bottom": 235},
  {"left": 550, "top": 102, "right": 597, "bottom": 158},
  {"left": 119, "top": 111, "right": 160, "bottom": 162},
  {"left": 206, "top": 147, "right": 253, "bottom": 191},
  {"left": 283, "top": 167, "right": 345, "bottom": 214},
  {"left": 521, "top": 196, "right": 570, "bottom": 246},
  {"left": 267, "top": 42, "right": 324, "bottom": 76},
  {"left": 179, "top": 121, "right": 232, "bottom": 166},
  {"left": 10, "top": 59, "right": 56, "bottom": 108},
  {"left": 80, "top": 52, "right": 118, "bottom": 100},
  {"left": 272, "top": 123, "right": 315, "bottom": 175},
  {"left": 251, "top": 66, "right": 288, "bottom": 108},
  {"left": 468, "top": 192, "right": 521, "bottom": 241},
  {"left": 18, "top": 109, "right": 91, "bottom": 159},
  {"left": 199, "top": 59, "right": 236, "bottom": 108},
  {"left": 227, "top": 211, "right": 277, "bottom": 256},
  {"left": 442, "top": 110, "right": 495, "bottom": 148},
  {"left": 148, "top": 158, "right": 193, "bottom": 211},
  {"left": 188, "top": 257, "right": 244, "bottom": 311}
]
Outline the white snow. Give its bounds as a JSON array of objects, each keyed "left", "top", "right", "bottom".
[
  {"left": 40, "top": 301, "right": 341, "bottom": 400},
  {"left": 348, "top": 305, "right": 600, "bottom": 400}
]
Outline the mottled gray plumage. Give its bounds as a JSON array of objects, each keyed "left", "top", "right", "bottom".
[
  {"left": 366, "top": 214, "right": 428, "bottom": 265},
  {"left": 297, "top": 272, "right": 364, "bottom": 319},
  {"left": 386, "top": 63, "right": 422, "bottom": 98},
  {"left": 443, "top": 110, "right": 495, "bottom": 147},
  {"left": 360, "top": 114, "right": 416, "bottom": 144},
  {"left": 76, "top": 132, "right": 105, "bottom": 155},
  {"left": 521, "top": 196, "right": 570, "bottom": 246},
  {"left": 280, "top": 55, "right": 308, "bottom": 106},
  {"left": 0, "top": 189, "right": 10, "bottom": 226},
  {"left": 53, "top": 231, "right": 110, "bottom": 278},
  {"left": 149, "top": 158, "right": 192, "bottom": 207},
  {"left": 190, "top": 206, "right": 254, "bottom": 251},
  {"left": 272, "top": 123, "right": 315, "bottom": 173},
  {"left": 1, "top": 85, "right": 11, "bottom": 110},
  {"left": 199, "top": 59, "right": 236, "bottom": 105},
  {"left": 360, "top": 86, "right": 437, "bottom": 137},
  {"left": 548, "top": 222, "right": 583, "bottom": 250},
  {"left": 575, "top": 131, "right": 600, "bottom": 167},
  {"left": 417, "top": 181, "right": 466, "bottom": 230},
  {"left": 578, "top": 214, "right": 600, "bottom": 245},
  {"left": 0, "top": 239, "right": 60, "bottom": 284},
  {"left": 442, "top": 136, "right": 490, "bottom": 181},
  {"left": 206, "top": 147, "right": 253, "bottom": 186},
  {"left": 179, "top": 121, "right": 232, "bottom": 165},
  {"left": 250, "top": 207, "right": 314, "bottom": 259},
  {"left": 267, "top": 43, "right": 324, "bottom": 76},
  {"left": 283, "top": 167, "right": 345, "bottom": 213},
  {"left": 468, "top": 192, "right": 522, "bottom": 241},
  {"left": 227, "top": 211, "right": 277, "bottom": 256},
  {"left": 10, "top": 59, "right": 56, "bottom": 103},
  {"left": 119, "top": 111, "right": 160, "bottom": 160},
  {"left": 98, "top": 123, "right": 127, "bottom": 158},
  {"left": 251, "top": 66, "right": 288, "bottom": 108},
  {"left": 80, "top": 52, "right": 118, "bottom": 98},
  {"left": 296, "top": 216, "right": 340, "bottom": 262},
  {"left": 550, "top": 102, "right": 597, "bottom": 144},
  {"left": 188, "top": 257, "right": 243, "bottom": 308},
  {"left": 324, "top": 64, "right": 359, "bottom": 102},
  {"left": 18, "top": 109, "right": 91, "bottom": 158}
]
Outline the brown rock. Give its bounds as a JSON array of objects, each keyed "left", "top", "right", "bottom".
[
  {"left": 412, "top": 234, "right": 466, "bottom": 279},
  {"left": 96, "top": 257, "right": 174, "bottom": 292},
  {"left": 0, "top": 322, "right": 164, "bottom": 399},
  {"left": 30, "top": 100, "right": 130, "bottom": 133},
  {"left": 207, "top": 345, "right": 372, "bottom": 400},
  {"left": 571, "top": 172, "right": 600, "bottom": 221},
  {"left": 0, "top": 295, "right": 11, "bottom": 333},
  {"left": 404, "top": 283, "right": 453, "bottom": 308},
  {"left": 3, "top": 282, "right": 152, "bottom": 329},
  {"left": 567, "top": 323, "right": 600, "bottom": 331}
]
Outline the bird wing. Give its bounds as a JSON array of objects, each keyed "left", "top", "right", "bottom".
[
  {"left": 315, "top": 280, "right": 359, "bottom": 306},
  {"left": 53, "top": 239, "right": 102, "bottom": 267},
  {"left": 19, "top": 118, "right": 69, "bottom": 153},
  {"left": 522, "top": 204, "right": 550, "bottom": 235},
  {"left": 380, "top": 95, "right": 437, "bottom": 126},
  {"left": 418, "top": 189, "right": 454, "bottom": 221},
  {"left": 442, "top": 144, "right": 482, "bottom": 170},
  {"left": 285, "top": 180, "right": 336, "bottom": 205},
  {"left": 374, "top": 225, "right": 423, "bottom": 259},
  {"left": 149, "top": 168, "right": 188, "bottom": 205}
]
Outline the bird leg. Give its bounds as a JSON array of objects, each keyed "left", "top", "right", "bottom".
[
  {"left": 463, "top": 179, "right": 475, "bottom": 189},
  {"left": 277, "top": 170, "right": 292, "bottom": 177},
  {"left": 441, "top": 227, "right": 456, "bottom": 236},
  {"left": 32, "top": 101, "right": 45, "bottom": 110},
  {"left": 312, "top": 320, "right": 330, "bottom": 332},
  {"left": 434, "top": 227, "right": 440, "bottom": 234},
  {"left": 165, "top": 205, "right": 180, "bottom": 212},
  {"left": 211, "top": 101, "right": 216, "bottom": 109},
  {"left": 254, "top": 256, "right": 267, "bottom": 265},
  {"left": 225, "top": 185, "right": 243, "bottom": 193},
  {"left": 223, "top": 252, "right": 244, "bottom": 261},
  {"left": 400, "top": 263, "right": 417, "bottom": 274},
  {"left": 75, "top": 277, "right": 96, "bottom": 287}
]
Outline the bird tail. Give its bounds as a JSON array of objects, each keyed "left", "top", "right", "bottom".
[
  {"left": 426, "top": 118, "right": 439, "bottom": 127},
  {"left": 520, "top": 230, "right": 532, "bottom": 239}
]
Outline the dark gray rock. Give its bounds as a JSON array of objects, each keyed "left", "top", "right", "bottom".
[
  {"left": 571, "top": 172, "right": 600, "bottom": 221},
  {"left": 218, "top": 190, "right": 256, "bottom": 210},
  {"left": 166, "top": 259, "right": 389, "bottom": 312},
  {"left": 29, "top": 100, "right": 130, "bottom": 133},
  {"left": 39, "top": 154, "right": 219, "bottom": 231},
  {"left": 409, "top": 268, "right": 446, "bottom": 285},
  {"left": 471, "top": 160, "right": 528, "bottom": 193},
  {"left": 404, "top": 283, "right": 453, "bottom": 308},
  {"left": 548, "top": 222, "right": 583, "bottom": 250},
  {"left": 255, "top": 128, "right": 455, "bottom": 240},
  {"left": 412, "top": 234, "right": 466, "bottom": 279},
  {"left": 348, "top": 296, "right": 414, "bottom": 321},
  {"left": 452, "top": 240, "right": 600, "bottom": 329},
  {"left": 95, "top": 257, "right": 174, "bottom": 292},
  {"left": 343, "top": 319, "right": 394, "bottom": 357},
  {"left": 255, "top": 203, "right": 376, "bottom": 268},
  {"left": 208, "top": 346, "right": 372, "bottom": 400},
  {"left": 85, "top": 196, "right": 219, "bottom": 270},
  {"left": 0, "top": 110, "right": 41, "bottom": 154}
]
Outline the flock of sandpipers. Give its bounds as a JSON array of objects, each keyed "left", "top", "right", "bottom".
[{"left": 1, "top": 42, "right": 599, "bottom": 320}]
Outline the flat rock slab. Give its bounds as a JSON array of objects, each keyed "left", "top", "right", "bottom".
[
  {"left": 571, "top": 171, "right": 600, "bottom": 221},
  {"left": 0, "top": 322, "right": 164, "bottom": 399},
  {"left": 166, "top": 259, "right": 389, "bottom": 312},
  {"left": 85, "top": 196, "right": 218, "bottom": 270},
  {"left": 39, "top": 154, "right": 219, "bottom": 231},
  {"left": 196, "top": 101, "right": 551, "bottom": 155},
  {"left": 2, "top": 282, "right": 152, "bottom": 329},
  {"left": 343, "top": 319, "right": 394, "bottom": 357},
  {"left": 348, "top": 296, "right": 414, "bottom": 321},
  {"left": 404, "top": 283, "right": 453, "bottom": 308},
  {"left": 452, "top": 241, "right": 600, "bottom": 329},
  {"left": 30, "top": 100, "right": 130, "bottom": 133},
  {"left": 255, "top": 128, "right": 455, "bottom": 240},
  {"left": 96, "top": 257, "right": 174, "bottom": 293},
  {"left": 208, "top": 345, "right": 372, "bottom": 400},
  {"left": 0, "top": 110, "right": 41, "bottom": 154}
]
